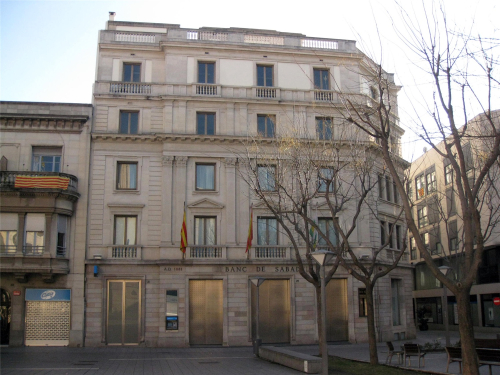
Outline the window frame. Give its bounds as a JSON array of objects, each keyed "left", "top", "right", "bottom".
[
  {"left": 257, "top": 114, "right": 276, "bottom": 138},
  {"left": 0, "top": 230, "right": 17, "bottom": 253},
  {"left": 257, "top": 165, "right": 276, "bottom": 192},
  {"left": 194, "top": 216, "right": 217, "bottom": 245},
  {"left": 198, "top": 61, "right": 215, "bottom": 84},
  {"left": 417, "top": 205, "right": 429, "bottom": 228},
  {"left": 256, "top": 65, "right": 274, "bottom": 87},
  {"left": 410, "top": 237, "right": 417, "bottom": 260},
  {"left": 313, "top": 68, "right": 330, "bottom": 90},
  {"left": 318, "top": 217, "right": 338, "bottom": 247},
  {"left": 114, "top": 215, "right": 137, "bottom": 245},
  {"left": 123, "top": 63, "right": 141, "bottom": 82},
  {"left": 445, "top": 163, "right": 453, "bottom": 185},
  {"left": 195, "top": 163, "right": 216, "bottom": 191},
  {"left": 318, "top": 167, "right": 335, "bottom": 193},
  {"left": 426, "top": 170, "right": 437, "bottom": 194},
  {"left": 380, "top": 220, "right": 386, "bottom": 246},
  {"left": 31, "top": 146, "right": 63, "bottom": 173},
  {"left": 415, "top": 174, "right": 425, "bottom": 199},
  {"left": 119, "top": 111, "right": 139, "bottom": 134},
  {"left": 196, "top": 112, "right": 216, "bottom": 135},
  {"left": 116, "top": 161, "right": 138, "bottom": 190},
  {"left": 358, "top": 288, "right": 368, "bottom": 317},
  {"left": 257, "top": 217, "right": 278, "bottom": 246},
  {"left": 316, "top": 117, "right": 333, "bottom": 140}
]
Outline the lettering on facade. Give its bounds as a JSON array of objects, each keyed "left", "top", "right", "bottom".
[
  {"left": 221, "top": 266, "right": 299, "bottom": 273},
  {"left": 274, "top": 266, "right": 299, "bottom": 273},
  {"left": 225, "top": 266, "right": 247, "bottom": 273},
  {"left": 164, "top": 267, "right": 183, "bottom": 271}
]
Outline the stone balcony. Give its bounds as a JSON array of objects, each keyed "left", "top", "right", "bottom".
[{"left": 0, "top": 171, "right": 79, "bottom": 200}]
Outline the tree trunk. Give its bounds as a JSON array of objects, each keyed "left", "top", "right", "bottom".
[
  {"left": 365, "top": 285, "right": 379, "bottom": 365},
  {"left": 315, "top": 284, "right": 326, "bottom": 357},
  {"left": 456, "top": 289, "right": 480, "bottom": 375}
]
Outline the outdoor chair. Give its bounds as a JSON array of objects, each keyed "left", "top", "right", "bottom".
[
  {"left": 403, "top": 343, "right": 426, "bottom": 368},
  {"left": 385, "top": 341, "right": 403, "bottom": 365}
]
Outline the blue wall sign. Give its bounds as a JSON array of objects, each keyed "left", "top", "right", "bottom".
[{"left": 25, "top": 289, "right": 71, "bottom": 301}]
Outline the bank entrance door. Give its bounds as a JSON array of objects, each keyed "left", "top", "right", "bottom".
[
  {"left": 1, "top": 289, "right": 11, "bottom": 345},
  {"left": 326, "top": 278, "right": 348, "bottom": 341},
  {"left": 189, "top": 280, "right": 223, "bottom": 345},
  {"left": 252, "top": 279, "right": 290, "bottom": 344},
  {"left": 107, "top": 280, "right": 141, "bottom": 345}
]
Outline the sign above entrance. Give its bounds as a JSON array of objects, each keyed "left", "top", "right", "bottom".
[
  {"left": 13, "top": 290, "right": 21, "bottom": 296},
  {"left": 25, "top": 289, "right": 71, "bottom": 301}
]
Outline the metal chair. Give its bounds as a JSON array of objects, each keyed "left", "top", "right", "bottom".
[
  {"left": 386, "top": 341, "right": 403, "bottom": 364},
  {"left": 403, "top": 343, "right": 426, "bottom": 368}
]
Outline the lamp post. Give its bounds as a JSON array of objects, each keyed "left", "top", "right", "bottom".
[
  {"left": 439, "top": 266, "right": 451, "bottom": 347},
  {"left": 311, "top": 249, "right": 335, "bottom": 375},
  {"left": 250, "top": 277, "right": 265, "bottom": 357}
]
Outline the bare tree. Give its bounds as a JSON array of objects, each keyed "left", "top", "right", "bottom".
[
  {"left": 234, "top": 118, "right": 409, "bottom": 365},
  {"left": 330, "top": 2, "right": 500, "bottom": 373}
]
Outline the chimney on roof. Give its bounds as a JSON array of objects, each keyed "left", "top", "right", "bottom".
[{"left": 109, "top": 12, "right": 116, "bottom": 21}]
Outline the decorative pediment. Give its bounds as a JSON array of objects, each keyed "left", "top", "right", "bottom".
[{"left": 188, "top": 198, "right": 224, "bottom": 209}]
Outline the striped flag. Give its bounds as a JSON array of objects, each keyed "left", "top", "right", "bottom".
[
  {"left": 180, "top": 204, "right": 188, "bottom": 253},
  {"left": 15, "top": 176, "right": 70, "bottom": 189},
  {"left": 245, "top": 205, "right": 253, "bottom": 253}
]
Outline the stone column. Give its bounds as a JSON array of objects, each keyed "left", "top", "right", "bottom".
[
  {"left": 174, "top": 157, "right": 188, "bottom": 256},
  {"left": 225, "top": 158, "right": 237, "bottom": 245},
  {"left": 16, "top": 213, "right": 25, "bottom": 255},
  {"left": 162, "top": 156, "right": 174, "bottom": 245},
  {"left": 45, "top": 213, "right": 53, "bottom": 257}
]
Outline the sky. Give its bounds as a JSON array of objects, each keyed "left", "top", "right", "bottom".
[{"left": 0, "top": 0, "right": 498, "bottom": 160}]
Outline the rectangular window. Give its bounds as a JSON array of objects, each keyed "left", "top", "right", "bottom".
[
  {"left": 195, "top": 163, "right": 215, "bottom": 191},
  {"left": 416, "top": 175, "right": 425, "bottom": 199},
  {"left": 407, "top": 181, "right": 413, "bottom": 201},
  {"left": 117, "top": 162, "right": 138, "bottom": 190},
  {"left": 318, "top": 167, "right": 334, "bottom": 193},
  {"left": 0, "top": 230, "right": 17, "bottom": 253},
  {"left": 257, "top": 115, "right": 275, "bottom": 138},
  {"left": 426, "top": 170, "right": 436, "bottom": 193},
  {"left": 313, "top": 68, "right": 329, "bottom": 90},
  {"left": 378, "top": 175, "right": 384, "bottom": 199},
  {"left": 422, "top": 232, "right": 429, "bottom": 249},
  {"left": 359, "top": 288, "right": 367, "bottom": 317},
  {"left": 463, "top": 143, "right": 473, "bottom": 170},
  {"left": 257, "top": 65, "right": 273, "bottom": 87},
  {"left": 24, "top": 213, "right": 45, "bottom": 255},
  {"left": 380, "top": 221, "right": 386, "bottom": 246},
  {"left": 391, "top": 279, "right": 403, "bottom": 326},
  {"left": 119, "top": 111, "right": 139, "bottom": 134},
  {"left": 316, "top": 117, "right": 332, "bottom": 140},
  {"left": 114, "top": 216, "right": 137, "bottom": 245},
  {"left": 446, "top": 188, "right": 457, "bottom": 216},
  {"left": 318, "top": 218, "right": 338, "bottom": 247},
  {"left": 198, "top": 62, "right": 215, "bottom": 84},
  {"left": 388, "top": 223, "right": 394, "bottom": 248},
  {"left": 393, "top": 181, "right": 398, "bottom": 203},
  {"left": 257, "top": 217, "right": 278, "bottom": 245},
  {"left": 56, "top": 215, "right": 68, "bottom": 257},
  {"left": 449, "top": 221, "right": 458, "bottom": 251},
  {"left": 396, "top": 225, "right": 402, "bottom": 250},
  {"left": 165, "top": 290, "right": 179, "bottom": 330},
  {"left": 410, "top": 237, "right": 417, "bottom": 260},
  {"left": 445, "top": 163, "right": 453, "bottom": 185},
  {"left": 32, "top": 146, "right": 62, "bottom": 172},
  {"left": 417, "top": 206, "right": 428, "bottom": 228},
  {"left": 258, "top": 165, "right": 276, "bottom": 191},
  {"left": 123, "top": 63, "right": 141, "bottom": 82},
  {"left": 386, "top": 176, "right": 392, "bottom": 201},
  {"left": 194, "top": 217, "right": 216, "bottom": 245},
  {"left": 196, "top": 113, "right": 215, "bottom": 135}
]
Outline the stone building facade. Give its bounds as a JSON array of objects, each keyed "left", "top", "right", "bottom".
[
  {"left": 85, "top": 15, "right": 415, "bottom": 347},
  {"left": 0, "top": 101, "right": 92, "bottom": 346}
]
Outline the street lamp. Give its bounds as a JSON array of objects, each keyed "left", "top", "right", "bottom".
[
  {"left": 250, "top": 277, "right": 266, "bottom": 357},
  {"left": 439, "top": 265, "right": 451, "bottom": 347},
  {"left": 311, "top": 249, "right": 335, "bottom": 375}
]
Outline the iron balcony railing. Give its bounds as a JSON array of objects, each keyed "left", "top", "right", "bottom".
[
  {"left": 23, "top": 246, "right": 44, "bottom": 256},
  {"left": 0, "top": 245, "right": 17, "bottom": 255},
  {"left": 0, "top": 171, "right": 78, "bottom": 192}
]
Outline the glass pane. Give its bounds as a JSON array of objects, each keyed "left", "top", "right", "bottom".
[
  {"left": 166, "top": 290, "right": 178, "bottom": 317},
  {"left": 108, "top": 282, "right": 123, "bottom": 344},
  {"left": 314, "top": 70, "right": 321, "bottom": 88},
  {"left": 268, "top": 219, "right": 277, "bottom": 245},
  {"left": 257, "top": 219, "right": 267, "bottom": 245},
  {"left": 267, "top": 117, "right": 275, "bottom": 137},
  {"left": 130, "top": 113, "right": 138, "bottom": 134},
  {"left": 126, "top": 217, "right": 136, "bottom": 245},
  {"left": 124, "top": 282, "right": 140, "bottom": 343},
  {"left": 197, "top": 113, "right": 205, "bottom": 134},
  {"left": 132, "top": 65, "right": 140, "bottom": 82},
  {"left": 115, "top": 217, "right": 125, "bottom": 245},
  {"left": 124, "top": 64, "right": 132, "bottom": 82},
  {"left": 257, "top": 66, "right": 264, "bottom": 86},
  {"left": 40, "top": 156, "right": 54, "bottom": 172},
  {"left": 195, "top": 217, "right": 204, "bottom": 245},
  {"left": 35, "top": 231, "right": 44, "bottom": 246},
  {"left": 257, "top": 116, "right": 266, "bottom": 136},
  {"left": 206, "top": 114, "right": 215, "bottom": 135},
  {"left": 197, "top": 165, "right": 214, "bottom": 190},
  {"left": 0, "top": 232, "right": 6, "bottom": 247},
  {"left": 120, "top": 112, "right": 129, "bottom": 134},
  {"left": 265, "top": 66, "right": 273, "bottom": 86},
  {"left": 318, "top": 220, "right": 327, "bottom": 245},
  {"left": 207, "top": 63, "right": 214, "bottom": 83},
  {"left": 25, "top": 232, "right": 34, "bottom": 246},
  {"left": 206, "top": 218, "right": 216, "bottom": 245},
  {"left": 328, "top": 220, "right": 337, "bottom": 245}
]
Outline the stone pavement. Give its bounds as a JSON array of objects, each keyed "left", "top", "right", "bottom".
[{"left": 1, "top": 330, "right": 499, "bottom": 375}]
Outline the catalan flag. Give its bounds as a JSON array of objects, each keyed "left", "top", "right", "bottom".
[
  {"left": 245, "top": 205, "right": 253, "bottom": 253},
  {"left": 180, "top": 204, "right": 188, "bottom": 253},
  {"left": 15, "top": 176, "right": 70, "bottom": 189}
]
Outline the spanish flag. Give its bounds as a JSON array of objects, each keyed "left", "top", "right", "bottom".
[
  {"left": 245, "top": 205, "right": 253, "bottom": 253},
  {"left": 180, "top": 204, "right": 188, "bottom": 253}
]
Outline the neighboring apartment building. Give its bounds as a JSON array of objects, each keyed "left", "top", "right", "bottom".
[
  {"left": 0, "top": 101, "right": 92, "bottom": 346},
  {"left": 409, "top": 111, "right": 500, "bottom": 332},
  {"left": 85, "top": 14, "right": 415, "bottom": 347}
]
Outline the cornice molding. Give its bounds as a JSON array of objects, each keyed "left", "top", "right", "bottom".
[{"left": 0, "top": 115, "right": 89, "bottom": 133}]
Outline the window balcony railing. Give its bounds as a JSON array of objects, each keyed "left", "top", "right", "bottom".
[
  {"left": 189, "top": 245, "right": 223, "bottom": 258},
  {"left": 0, "top": 171, "right": 78, "bottom": 193},
  {"left": 256, "top": 87, "right": 277, "bottom": 98},
  {"left": 0, "top": 245, "right": 17, "bottom": 255},
  {"left": 23, "top": 246, "right": 44, "bottom": 256},
  {"left": 314, "top": 90, "right": 336, "bottom": 101},
  {"left": 110, "top": 82, "right": 152, "bottom": 94},
  {"left": 254, "top": 246, "right": 288, "bottom": 259},
  {"left": 195, "top": 84, "right": 218, "bottom": 96},
  {"left": 111, "top": 245, "right": 139, "bottom": 259}
]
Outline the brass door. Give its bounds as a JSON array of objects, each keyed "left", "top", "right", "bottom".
[
  {"left": 326, "top": 278, "right": 348, "bottom": 341},
  {"left": 107, "top": 280, "right": 141, "bottom": 345},
  {"left": 252, "top": 279, "right": 290, "bottom": 344},
  {"left": 189, "top": 280, "right": 223, "bottom": 345}
]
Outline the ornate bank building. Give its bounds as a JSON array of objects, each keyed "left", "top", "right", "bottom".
[{"left": 84, "top": 14, "right": 415, "bottom": 347}]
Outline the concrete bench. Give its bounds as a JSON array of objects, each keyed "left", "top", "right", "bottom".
[{"left": 259, "top": 346, "right": 321, "bottom": 374}]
